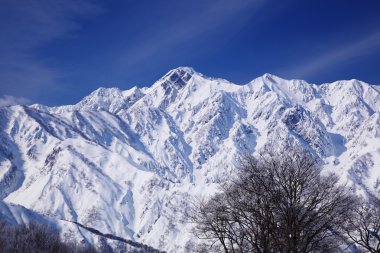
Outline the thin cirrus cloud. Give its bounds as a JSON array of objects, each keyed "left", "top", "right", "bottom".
[
  {"left": 112, "top": 0, "right": 266, "bottom": 71},
  {"left": 0, "top": 95, "right": 31, "bottom": 107},
  {"left": 0, "top": 0, "right": 102, "bottom": 99},
  {"left": 281, "top": 30, "right": 380, "bottom": 81}
]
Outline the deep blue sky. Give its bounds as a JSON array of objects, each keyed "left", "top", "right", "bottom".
[{"left": 1, "top": 0, "right": 380, "bottom": 106}]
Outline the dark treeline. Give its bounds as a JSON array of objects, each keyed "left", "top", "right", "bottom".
[
  {"left": 0, "top": 219, "right": 165, "bottom": 253},
  {"left": 190, "top": 149, "right": 380, "bottom": 253},
  {"left": 0, "top": 220, "right": 97, "bottom": 253}
]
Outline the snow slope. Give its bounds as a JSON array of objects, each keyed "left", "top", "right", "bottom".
[{"left": 1, "top": 67, "right": 379, "bottom": 252}]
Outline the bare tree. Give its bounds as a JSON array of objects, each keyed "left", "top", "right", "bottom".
[
  {"left": 0, "top": 220, "right": 98, "bottom": 253},
  {"left": 345, "top": 202, "right": 380, "bottom": 253},
  {"left": 0, "top": 220, "right": 6, "bottom": 250},
  {"left": 191, "top": 149, "right": 356, "bottom": 253}
]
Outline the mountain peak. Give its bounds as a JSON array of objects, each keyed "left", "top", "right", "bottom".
[
  {"left": 168, "top": 66, "right": 196, "bottom": 74},
  {"left": 155, "top": 67, "right": 198, "bottom": 91},
  {"left": 163, "top": 67, "right": 196, "bottom": 82},
  {"left": 261, "top": 73, "right": 283, "bottom": 82}
]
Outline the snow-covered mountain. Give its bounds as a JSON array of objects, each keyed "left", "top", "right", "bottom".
[{"left": 1, "top": 67, "right": 379, "bottom": 252}]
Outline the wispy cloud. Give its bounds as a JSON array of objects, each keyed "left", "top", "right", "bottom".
[
  {"left": 0, "top": 95, "right": 31, "bottom": 107},
  {"left": 113, "top": 0, "right": 265, "bottom": 69},
  {"left": 281, "top": 30, "right": 380, "bottom": 79},
  {"left": 0, "top": 0, "right": 101, "bottom": 100}
]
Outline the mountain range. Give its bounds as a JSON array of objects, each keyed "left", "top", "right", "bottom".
[{"left": 0, "top": 67, "right": 379, "bottom": 252}]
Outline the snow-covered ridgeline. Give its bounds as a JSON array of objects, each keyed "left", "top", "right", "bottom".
[{"left": 0, "top": 67, "right": 379, "bottom": 252}]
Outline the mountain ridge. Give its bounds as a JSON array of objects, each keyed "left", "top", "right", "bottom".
[{"left": 0, "top": 67, "right": 379, "bottom": 252}]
